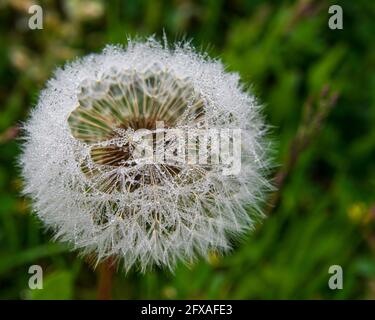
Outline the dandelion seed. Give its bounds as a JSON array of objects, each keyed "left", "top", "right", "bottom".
[{"left": 20, "top": 38, "right": 271, "bottom": 271}]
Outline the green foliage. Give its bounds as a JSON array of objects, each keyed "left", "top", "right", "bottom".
[
  {"left": 0, "top": 0, "right": 374, "bottom": 299},
  {"left": 28, "top": 271, "right": 74, "bottom": 300}
]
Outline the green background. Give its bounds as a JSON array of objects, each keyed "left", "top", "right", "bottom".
[{"left": 0, "top": 0, "right": 374, "bottom": 299}]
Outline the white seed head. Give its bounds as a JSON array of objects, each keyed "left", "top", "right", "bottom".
[{"left": 20, "top": 38, "right": 271, "bottom": 272}]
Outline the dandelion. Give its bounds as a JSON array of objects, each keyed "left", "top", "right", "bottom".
[{"left": 20, "top": 38, "right": 271, "bottom": 272}]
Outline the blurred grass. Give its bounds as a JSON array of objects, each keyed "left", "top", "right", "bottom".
[{"left": 0, "top": 0, "right": 375, "bottom": 299}]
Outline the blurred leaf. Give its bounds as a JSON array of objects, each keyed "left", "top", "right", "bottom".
[
  {"left": 28, "top": 270, "right": 74, "bottom": 300},
  {"left": 0, "top": 243, "right": 68, "bottom": 276}
]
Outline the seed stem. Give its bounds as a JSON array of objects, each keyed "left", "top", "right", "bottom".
[{"left": 266, "top": 85, "right": 339, "bottom": 215}]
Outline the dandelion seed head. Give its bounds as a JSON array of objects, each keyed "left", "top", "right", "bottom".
[{"left": 20, "top": 38, "right": 271, "bottom": 271}]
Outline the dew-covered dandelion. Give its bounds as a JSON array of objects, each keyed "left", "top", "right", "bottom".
[{"left": 20, "top": 38, "right": 271, "bottom": 271}]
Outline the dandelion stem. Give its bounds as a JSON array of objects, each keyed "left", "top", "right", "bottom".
[{"left": 97, "top": 257, "right": 115, "bottom": 300}]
